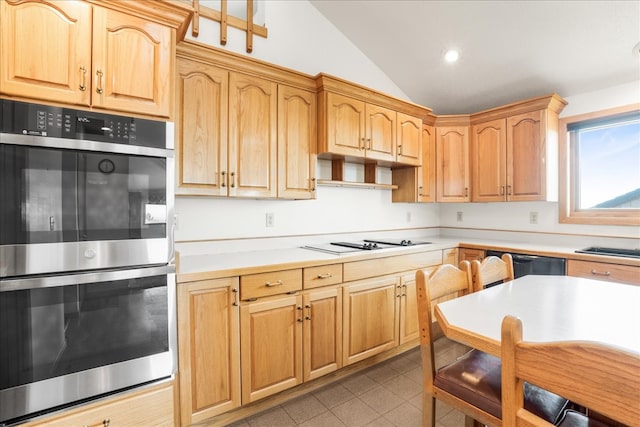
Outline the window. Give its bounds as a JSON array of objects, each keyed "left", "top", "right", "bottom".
[{"left": 559, "top": 104, "right": 640, "bottom": 225}]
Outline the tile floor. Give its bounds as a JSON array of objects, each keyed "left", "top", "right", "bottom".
[{"left": 228, "top": 337, "right": 471, "bottom": 427}]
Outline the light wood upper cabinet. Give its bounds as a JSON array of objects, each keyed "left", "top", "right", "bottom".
[
  {"left": 177, "top": 277, "right": 240, "bottom": 425},
  {"left": 278, "top": 85, "right": 317, "bottom": 199},
  {"left": 240, "top": 294, "right": 303, "bottom": 403},
  {"left": 470, "top": 94, "right": 567, "bottom": 202},
  {"left": 365, "top": 103, "right": 396, "bottom": 162},
  {"left": 391, "top": 123, "right": 435, "bottom": 203},
  {"left": 92, "top": 8, "right": 173, "bottom": 117},
  {"left": 229, "top": 73, "right": 278, "bottom": 198},
  {"left": 436, "top": 124, "right": 470, "bottom": 202},
  {"left": 1, "top": 0, "right": 92, "bottom": 105},
  {"left": 323, "top": 92, "right": 367, "bottom": 157},
  {"left": 175, "top": 59, "right": 229, "bottom": 196},
  {"left": 471, "top": 118, "right": 507, "bottom": 202},
  {"left": 396, "top": 112, "right": 422, "bottom": 166},
  {"left": 1, "top": 0, "right": 177, "bottom": 118}
]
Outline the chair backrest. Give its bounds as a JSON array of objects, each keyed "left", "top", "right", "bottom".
[
  {"left": 501, "top": 315, "right": 640, "bottom": 427},
  {"left": 471, "top": 254, "right": 514, "bottom": 292},
  {"left": 416, "top": 262, "right": 473, "bottom": 387}
]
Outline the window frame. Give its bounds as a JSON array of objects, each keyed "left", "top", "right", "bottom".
[{"left": 558, "top": 103, "right": 640, "bottom": 226}]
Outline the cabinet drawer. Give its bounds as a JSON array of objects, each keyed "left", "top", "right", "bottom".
[
  {"left": 26, "top": 382, "right": 174, "bottom": 426},
  {"left": 241, "top": 269, "right": 302, "bottom": 300},
  {"left": 343, "top": 251, "right": 442, "bottom": 282},
  {"left": 567, "top": 260, "right": 640, "bottom": 285},
  {"left": 304, "top": 264, "right": 343, "bottom": 289}
]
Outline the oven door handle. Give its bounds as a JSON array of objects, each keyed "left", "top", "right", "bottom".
[{"left": 0, "top": 265, "right": 175, "bottom": 292}]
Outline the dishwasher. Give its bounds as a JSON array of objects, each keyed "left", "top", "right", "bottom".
[{"left": 485, "top": 250, "right": 566, "bottom": 279}]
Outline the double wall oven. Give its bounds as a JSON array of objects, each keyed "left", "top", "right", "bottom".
[{"left": 0, "top": 100, "right": 176, "bottom": 424}]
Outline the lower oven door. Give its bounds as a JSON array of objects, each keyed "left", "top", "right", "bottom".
[{"left": 0, "top": 265, "right": 176, "bottom": 424}]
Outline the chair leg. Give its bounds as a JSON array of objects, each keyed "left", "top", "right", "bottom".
[
  {"left": 464, "top": 417, "right": 483, "bottom": 427},
  {"left": 422, "top": 392, "right": 436, "bottom": 427}
]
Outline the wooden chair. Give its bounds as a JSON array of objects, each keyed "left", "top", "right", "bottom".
[
  {"left": 417, "top": 261, "right": 501, "bottom": 427},
  {"left": 470, "top": 253, "right": 514, "bottom": 292},
  {"left": 501, "top": 315, "right": 640, "bottom": 427}
]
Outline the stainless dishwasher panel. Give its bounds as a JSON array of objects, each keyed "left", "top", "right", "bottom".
[{"left": 485, "top": 250, "right": 566, "bottom": 278}]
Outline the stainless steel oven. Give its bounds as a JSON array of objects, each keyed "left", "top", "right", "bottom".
[
  {"left": 0, "top": 99, "right": 174, "bottom": 277},
  {"left": 0, "top": 100, "right": 176, "bottom": 424}
]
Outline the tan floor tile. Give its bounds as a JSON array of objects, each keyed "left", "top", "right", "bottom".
[
  {"left": 364, "top": 363, "right": 402, "bottom": 384},
  {"left": 331, "top": 397, "right": 380, "bottom": 427},
  {"left": 298, "top": 410, "right": 346, "bottom": 427},
  {"left": 246, "top": 406, "right": 297, "bottom": 427},
  {"left": 382, "top": 373, "right": 422, "bottom": 400},
  {"left": 282, "top": 394, "right": 328, "bottom": 424},
  {"left": 313, "top": 383, "right": 357, "bottom": 409},
  {"left": 341, "top": 372, "right": 379, "bottom": 396},
  {"left": 383, "top": 402, "right": 422, "bottom": 427},
  {"left": 358, "top": 385, "right": 404, "bottom": 415}
]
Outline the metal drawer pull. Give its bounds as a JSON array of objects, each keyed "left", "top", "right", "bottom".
[
  {"left": 591, "top": 269, "right": 611, "bottom": 277},
  {"left": 265, "top": 280, "right": 283, "bottom": 287},
  {"left": 317, "top": 273, "right": 332, "bottom": 279},
  {"left": 232, "top": 288, "right": 239, "bottom": 306},
  {"left": 96, "top": 70, "right": 104, "bottom": 94},
  {"left": 305, "top": 304, "right": 311, "bottom": 320},
  {"left": 79, "top": 65, "right": 87, "bottom": 91}
]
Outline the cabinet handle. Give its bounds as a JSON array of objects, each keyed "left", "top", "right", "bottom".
[
  {"left": 311, "top": 177, "right": 316, "bottom": 191},
  {"left": 367, "top": 138, "right": 371, "bottom": 150},
  {"left": 79, "top": 66, "right": 87, "bottom": 91},
  {"left": 316, "top": 273, "right": 332, "bottom": 279},
  {"left": 221, "top": 171, "right": 226, "bottom": 187},
  {"left": 232, "top": 288, "right": 239, "bottom": 306},
  {"left": 398, "top": 144, "right": 402, "bottom": 155},
  {"left": 297, "top": 305, "right": 303, "bottom": 322},
  {"left": 500, "top": 186, "right": 505, "bottom": 195},
  {"left": 305, "top": 303, "right": 311, "bottom": 320},
  {"left": 418, "top": 186, "right": 423, "bottom": 197},
  {"left": 96, "top": 70, "right": 104, "bottom": 94},
  {"left": 83, "top": 420, "right": 110, "bottom": 427},
  {"left": 230, "top": 172, "right": 236, "bottom": 188},
  {"left": 464, "top": 187, "right": 469, "bottom": 197},
  {"left": 265, "top": 280, "right": 283, "bottom": 287},
  {"left": 360, "top": 138, "right": 365, "bottom": 150},
  {"left": 507, "top": 185, "right": 512, "bottom": 195},
  {"left": 590, "top": 269, "right": 611, "bottom": 277}
]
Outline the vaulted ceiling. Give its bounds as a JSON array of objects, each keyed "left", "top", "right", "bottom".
[{"left": 309, "top": 0, "right": 640, "bottom": 114}]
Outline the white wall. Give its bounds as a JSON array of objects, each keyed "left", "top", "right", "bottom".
[{"left": 175, "top": 1, "right": 640, "bottom": 245}]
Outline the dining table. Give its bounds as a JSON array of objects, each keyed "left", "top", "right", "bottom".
[{"left": 434, "top": 275, "right": 640, "bottom": 357}]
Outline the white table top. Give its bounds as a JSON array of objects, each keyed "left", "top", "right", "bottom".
[{"left": 435, "top": 275, "right": 640, "bottom": 357}]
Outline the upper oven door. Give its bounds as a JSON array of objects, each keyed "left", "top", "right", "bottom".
[{"left": 0, "top": 141, "right": 174, "bottom": 277}]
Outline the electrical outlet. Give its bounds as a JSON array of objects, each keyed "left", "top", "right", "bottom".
[
  {"left": 265, "top": 212, "right": 275, "bottom": 227},
  {"left": 406, "top": 211, "right": 412, "bottom": 222},
  {"left": 456, "top": 211, "right": 463, "bottom": 222},
  {"left": 529, "top": 211, "right": 539, "bottom": 224}
]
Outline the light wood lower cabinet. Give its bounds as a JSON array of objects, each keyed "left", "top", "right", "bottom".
[
  {"left": 342, "top": 276, "right": 400, "bottom": 365},
  {"left": 303, "top": 287, "right": 343, "bottom": 381},
  {"left": 177, "top": 277, "right": 241, "bottom": 425},
  {"left": 24, "top": 382, "right": 175, "bottom": 427},
  {"left": 399, "top": 272, "right": 420, "bottom": 345},
  {"left": 567, "top": 259, "right": 640, "bottom": 285},
  {"left": 240, "top": 294, "right": 303, "bottom": 403},
  {"left": 459, "top": 247, "right": 485, "bottom": 262}
]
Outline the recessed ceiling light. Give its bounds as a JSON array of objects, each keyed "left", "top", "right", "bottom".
[{"left": 444, "top": 49, "right": 459, "bottom": 63}]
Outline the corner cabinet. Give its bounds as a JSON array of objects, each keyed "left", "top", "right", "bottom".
[
  {"left": 0, "top": 0, "right": 185, "bottom": 118},
  {"left": 470, "top": 94, "right": 567, "bottom": 202},
  {"left": 175, "top": 42, "right": 317, "bottom": 199},
  {"left": 392, "top": 122, "right": 436, "bottom": 202},
  {"left": 177, "top": 277, "right": 241, "bottom": 425}
]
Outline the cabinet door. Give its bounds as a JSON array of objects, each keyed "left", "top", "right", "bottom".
[
  {"left": 229, "top": 72, "right": 278, "bottom": 198},
  {"left": 436, "top": 126, "right": 470, "bottom": 202},
  {"left": 471, "top": 118, "right": 507, "bottom": 202},
  {"left": 420, "top": 123, "right": 437, "bottom": 202},
  {"left": 240, "top": 295, "right": 303, "bottom": 403},
  {"left": 342, "top": 276, "right": 399, "bottom": 365},
  {"left": 92, "top": 7, "right": 173, "bottom": 117},
  {"left": 399, "top": 273, "right": 420, "bottom": 345},
  {"left": 175, "top": 59, "right": 229, "bottom": 196},
  {"left": 178, "top": 278, "right": 240, "bottom": 424},
  {"left": 278, "top": 85, "right": 317, "bottom": 199},
  {"left": 325, "top": 92, "right": 366, "bottom": 156},
  {"left": 365, "top": 103, "right": 396, "bottom": 162},
  {"left": 507, "top": 110, "right": 546, "bottom": 201},
  {"left": 459, "top": 248, "right": 484, "bottom": 262},
  {"left": 396, "top": 112, "right": 422, "bottom": 166},
  {"left": 0, "top": 0, "right": 92, "bottom": 105},
  {"left": 302, "top": 287, "right": 342, "bottom": 381}
]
